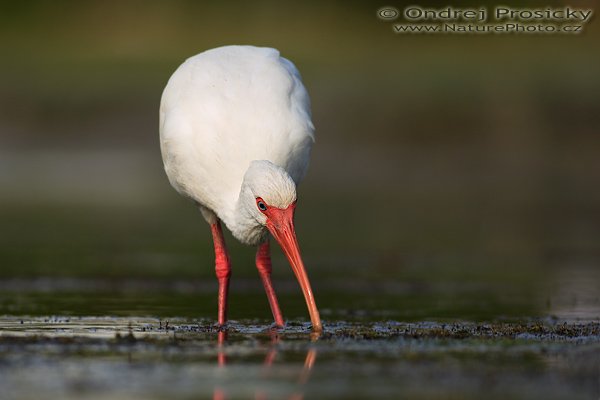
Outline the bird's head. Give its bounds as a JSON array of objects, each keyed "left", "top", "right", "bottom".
[
  {"left": 238, "top": 160, "right": 322, "bottom": 332},
  {"left": 241, "top": 160, "right": 298, "bottom": 226}
]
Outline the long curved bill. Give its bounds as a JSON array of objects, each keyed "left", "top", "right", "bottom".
[{"left": 266, "top": 203, "right": 322, "bottom": 333}]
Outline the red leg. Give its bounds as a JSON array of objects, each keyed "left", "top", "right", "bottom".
[
  {"left": 256, "top": 240, "right": 285, "bottom": 327},
  {"left": 210, "top": 221, "right": 231, "bottom": 327}
]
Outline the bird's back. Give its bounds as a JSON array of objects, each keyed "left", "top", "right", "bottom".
[{"left": 160, "top": 45, "right": 314, "bottom": 217}]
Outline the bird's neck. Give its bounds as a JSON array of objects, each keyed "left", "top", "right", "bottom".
[{"left": 223, "top": 184, "right": 268, "bottom": 246}]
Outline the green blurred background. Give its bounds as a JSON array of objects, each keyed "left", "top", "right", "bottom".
[{"left": 0, "top": 0, "right": 598, "bottom": 322}]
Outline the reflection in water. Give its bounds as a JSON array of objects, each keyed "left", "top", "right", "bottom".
[
  {"left": 217, "top": 330, "right": 228, "bottom": 367},
  {"left": 214, "top": 328, "right": 317, "bottom": 400}
]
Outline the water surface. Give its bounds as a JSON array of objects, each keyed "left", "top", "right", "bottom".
[{"left": 1, "top": 316, "right": 599, "bottom": 400}]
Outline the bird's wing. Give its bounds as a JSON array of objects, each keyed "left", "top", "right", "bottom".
[{"left": 159, "top": 46, "right": 314, "bottom": 215}]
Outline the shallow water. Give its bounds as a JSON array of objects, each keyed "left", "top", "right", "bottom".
[
  {"left": 1, "top": 316, "right": 599, "bottom": 399},
  {"left": 1, "top": 205, "right": 599, "bottom": 399},
  {"left": 0, "top": 267, "right": 599, "bottom": 399}
]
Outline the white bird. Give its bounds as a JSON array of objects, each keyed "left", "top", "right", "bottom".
[{"left": 159, "top": 45, "right": 322, "bottom": 332}]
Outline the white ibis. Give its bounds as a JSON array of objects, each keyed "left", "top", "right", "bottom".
[{"left": 159, "top": 45, "right": 322, "bottom": 332}]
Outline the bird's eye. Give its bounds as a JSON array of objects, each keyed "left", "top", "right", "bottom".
[{"left": 256, "top": 198, "right": 268, "bottom": 212}]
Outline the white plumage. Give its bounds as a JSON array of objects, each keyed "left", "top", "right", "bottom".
[{"left": 160, "top": 45, "right": 315, "bottom": 245}]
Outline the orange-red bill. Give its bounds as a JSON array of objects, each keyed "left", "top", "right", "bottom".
[{"left": 265, "top": 203, "right": 322, "bottom": 333}]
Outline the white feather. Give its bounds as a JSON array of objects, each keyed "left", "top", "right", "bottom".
[{"left": 159, "top": 45, "right": 315, "bottom": 244}]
